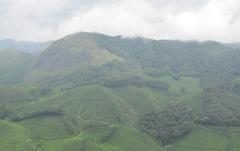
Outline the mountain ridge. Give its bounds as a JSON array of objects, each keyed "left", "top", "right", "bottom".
[
  {"left": 0, "top": 39, "right": 52, "bottom": 55},
  {"left": 1, "top": 32, "right": 240, "bottom": 151}
]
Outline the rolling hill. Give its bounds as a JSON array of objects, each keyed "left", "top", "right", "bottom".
[{"left": 1, "top": 32, "right": 240, "bottom": 151}]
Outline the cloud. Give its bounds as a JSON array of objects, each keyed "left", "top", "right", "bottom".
[
  {"left": 0, "top": 0, "right": 75, "bottom": 41},
  {"left": 0, "top": 0, "right": 240, "bottom": 42}
]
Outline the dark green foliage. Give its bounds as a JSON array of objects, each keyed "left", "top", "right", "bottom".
[
  {"left": 145, "top": 79, "right": 170, "bottom": 90},
  {"left": 138, "top": 102, "right": 193, "bottom": 144},
  {"left": 231, "top": 83, "right": 240, "bottom": 93},
  {"left": 194, "top": 88, "right": 240, "bottom": 126},
  {"left": 9, "top": 107, "right": 64, "bottom": 121},
  {"left": 29, "top": 88, "right": 52, "bottom": 97},
  {"left": 100, "top": 127, "right": 118, "bottom": 143},
  {"left": 96, "top": 35, "right": 240, "bottom": 91},
  {"left": 0, "top": 106, "right": 14, "bottom": 119}
]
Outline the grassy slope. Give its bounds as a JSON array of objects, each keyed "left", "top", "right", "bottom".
[
  {"left": 173, "top": 126, "right": 230, "bottom": 151},
  {"left": 34, "top": 125, "right": 164, "bottom": 151},
  {"left": 156, "top": 76, "right": 203, "bottom": 101},
  {"left": 26, "top": 33, "right": 124, "bottom": 86},
  {"left": 173, "top": 125, "right": 240, "bottom": 151},
  {"left": 3, "top": 75, "right": 240, "bottom": 151},
  {"left": 0, "top": 86, "right": 35, "bottom": 107},
  {"left": 19, "top": 75, "right": 202, "bottom": 108},
  {"left": 16, "top": 115, "right": 71, "bottom": 140},
  {"left": 0, "top": 118, "right": 165, "bottom": 151},
  {"left": 0, "top": 120, "right": 36, "bottom": 151},
  {"left": 4, "top": 117, "right": 240, "bottom": 151},
  {"left": 2, "top": 81, "right": 240, "bottom": 151},
  {"left": 233, "top": 131, "right": 240, "bottom": 149},
  {"left": 17, "top": 84, "right": 174, "bottom": 126}
]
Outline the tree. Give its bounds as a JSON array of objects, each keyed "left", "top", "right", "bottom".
[{"left": 138, "top": 102, "right": 193, "bottom": 144}]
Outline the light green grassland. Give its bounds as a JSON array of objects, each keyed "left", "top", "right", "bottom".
[
  {"left": 0, "top": 76, "right": 240, "bottom": 151},
  {"left": 174, "top": 126, "right": 230, "bottom": 151},
  {"left": 16, "top": 115, "right": 71, "bottom": 140},
  {"left": 0, "top": 120, "right": 36, "bottom": 151}
]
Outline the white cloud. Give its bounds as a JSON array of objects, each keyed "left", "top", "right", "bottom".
[
  {"left": 0, "top": 0, "right": 73, "bottom": 41},
  {"left": 57, "top": 0, "right": 156, "bottom": 38},
  {"left": 1, "top": 0, "right": 240, "bottom": 42}
]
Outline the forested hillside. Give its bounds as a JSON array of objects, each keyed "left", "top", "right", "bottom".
[{"left": 1, "top": 32, "right": 240, "bottom": 151}]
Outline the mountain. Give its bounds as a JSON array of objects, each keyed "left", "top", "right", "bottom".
[
  {"left": 26, "top": 32, "right": 240, "bottom": 91},
  {"left": 25, "top": 32, "right": 131, "bottom": 88},
  {"left": 0, "top": 48, "right": 36, "bottom": 85},
  {"left": 0, "top": 39, "right": 52, "bottom": 55},
  {"left": 24, "top": 32, "right": 240, "bottom": 128},
  {"left": 225, "top": 42, "right": 240, "bottom": 49},
  {"left": 1, "top": 32, "right": 240, "bottom": 151}
]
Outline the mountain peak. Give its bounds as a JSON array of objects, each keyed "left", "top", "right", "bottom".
[{"left": 32, "top": 32, "right": 123, "bottom": 71}]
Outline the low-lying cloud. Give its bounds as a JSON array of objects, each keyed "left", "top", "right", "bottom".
[{"left": 0, "top": 0, "right": 240, "bottom": 42}]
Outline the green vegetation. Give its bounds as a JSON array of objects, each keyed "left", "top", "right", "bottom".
[
  {"left": 1, "top": 32, "right": 240, "bottom": 150},
  {"left": 0, "top": 120, "right": 36, "bottom": 151},
  {"left": 173, "top": 126, "right": 230, "bottom": 151},
  {"left": 33, "top": 125, "right": 164, "bottom": 151},
  {"left": 0, "top": 49, "right": 35, "bottom": 85},
  {"left": 17, "top": 115, "right": 71, "bottom": 139},
  {"left": 138, "top": 102, "right": 193, "bottom": 144}
]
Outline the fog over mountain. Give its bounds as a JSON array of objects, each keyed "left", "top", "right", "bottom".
[
  {"left": 0, "top": 39, "right": 51, "bottom": 54},
  {"left": 1, "top": 0, "right": 240, "bottom": 151},
  {"left": 1, "top": 0, "right": 240, "bottom": 42}
]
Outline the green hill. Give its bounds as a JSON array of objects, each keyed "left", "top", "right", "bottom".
[
  {"left": 25, "top": 32, "right": 240, "bottom": 92},
  {"left": 0, "top": 49, "right": 35, "bottom": 85},
  {"left": 0, "top": 120, "right": 36, "bottom": 151},
  {"left": 17, "top": 84, "right": 172, "bottom": 126},
  {"left": 25, "top": 32, "right": 125, "bottom": 87},
  {"left": 33, "top": 124, "right": 164, "bottom": 151},
  {"left": 0, "top": 86, "right": 35, "bottom": 107},
  {"left": 1, "top": 32, "right": 240, "bottom": 150}
]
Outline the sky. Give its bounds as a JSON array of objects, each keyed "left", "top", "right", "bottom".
[{"left": 0, "top": 0, "right": 240, "bottom": 42}]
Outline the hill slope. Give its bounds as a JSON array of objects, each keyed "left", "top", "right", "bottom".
[
  {"left": 0, "top": 49, "right": 35, "bottom": 85},
  {"left": 26, "top": 32, "right": 240, "bottom": 91},
  {"left": 2, "top": 32, "right": 240, "bottom": 150}
]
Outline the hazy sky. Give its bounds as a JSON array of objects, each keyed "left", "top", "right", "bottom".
[{"left": 1, "top": 0, "right": 240, "bottom": 42}]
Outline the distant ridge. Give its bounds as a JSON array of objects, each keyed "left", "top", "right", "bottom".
[{"left": 0, "top": 39, "right": 52, "bottom": 55}]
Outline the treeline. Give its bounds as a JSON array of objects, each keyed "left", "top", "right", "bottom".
[
  {"left": 52, "top": 61, "right": 171, "bottom": 91},
  {"left": 29, "top": 88, "right": 52, "bottom": 97},
  {"left": 194, "top": 88, "right": 240, "bottom": 127},
  {"left": 0, "top": 106, "right": 15, "bottom": 120},
  {"left": 195, "top": 113, "right": 240, "bottom": 127},
  {"left": 0, "top": 106, "right": 81, "bottom": 135},
  {"left": 0, "top": 106, "right": 63, "bottom": 121}
]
